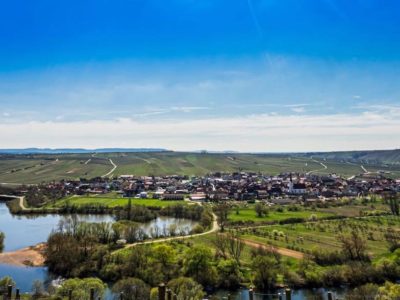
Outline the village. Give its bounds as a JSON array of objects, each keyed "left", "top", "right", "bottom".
[{"left": 38, "top": 171, "right": 400, "bottom": 206}]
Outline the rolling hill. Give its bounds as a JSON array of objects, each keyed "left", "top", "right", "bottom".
[{"left": 0, "top": 150, "right": 399, "bottom": 184}]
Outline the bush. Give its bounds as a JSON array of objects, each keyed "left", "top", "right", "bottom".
[
  {"left": 191, "top": 224, "right": 205, "bottom": 234},
  {"left": 112, "top": 278, "right": 150, "bottom": 300}
]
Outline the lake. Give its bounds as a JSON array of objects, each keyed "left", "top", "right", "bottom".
[{"left": 0, "top": 201, "right": 196, "bottom": 293}]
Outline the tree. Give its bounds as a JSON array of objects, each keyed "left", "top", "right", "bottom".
[
  {"left": 214, "top": 203, "right": 230, "bottom": 232},
  {"left": 0, "top": 276, "right": 15, "bottom": 290},
  {"left": 112, "top": 278, "right": 150, "bottom": 300},
  {"left": 168, "top": 277, "right": 205, "bottom": 300},
  {"left": 200, "top": 209, "right": 213, "bottom": 229},
  {"left": 338, "top": 230, "right": 369, "bottom": 261},
  {"left": 344, "top": 283, "right": 378, "bottom": 300},
  {"left": 384, "top": 192, "right": 400, "bottom": 216},
  {"left": 183, "top": 245, "right": 217, "bottom": 286},
  {"left": 385, "top": 227, "right": 400, "bottom": 252},
  {"left": 251, "top": 255, "right": 280, "bottom": 290},
  {"left": 45, "top": 232, "right": 81, "bottom": 276},
  {"left": 376, "top": 281, "right": 400, "bottom": 300},
  {"left": 152, "top": 244, "right": 177, "bottom": 281},
  {"left": 216, "top": 259, "right": 243, "bottom": 289},
  {"left": 226, "top": 232, "right": 244, "bottom": 265},
  {"left": 127, "top": 198, "right": 132, "bottom": 220},
  {"left": 212, "top": 233, "right": 229, "bottom": 259},
  {"left": 56, "top": 278, "right": 106, "bottom": 300},
  {"left": 255, "top": 203, "right": 268, "bottom": 218},
  {"left": 31, "top": 280, "right": 46, "bottom": 299}
]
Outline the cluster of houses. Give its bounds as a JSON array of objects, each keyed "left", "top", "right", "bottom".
[{"left": 46, "top": 171, "right": 400, "bottom": 205}]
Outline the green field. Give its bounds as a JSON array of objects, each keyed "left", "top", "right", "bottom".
[
  {"left": 237, "top": 216, "right": 400, "bottom": 258},
  {"left": 0, "top": 151, "right": 399, "bottom": 184},
  {"left": 228, "top": 206, "right": 334, "bottom": 223},
  {"left": 45, "top": 195, "right": 186, "bottom": 208}
]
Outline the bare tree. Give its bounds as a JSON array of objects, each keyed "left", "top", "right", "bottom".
[
  {"left": 214, "top": 202, "right": 230, "bottom": 232},
  {"left": 227, "top": 231, "right": 244, "bottom": 265},
  {"left": 212, "top": 233, "right": 229, "bottom": 259}
]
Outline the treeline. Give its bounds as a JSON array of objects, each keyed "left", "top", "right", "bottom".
[
  {"left": 24, "top": 185, "right": 66, "bottom": 207},
  {"left": 45, "top": 217, "right": 203, "bottom": 277}
]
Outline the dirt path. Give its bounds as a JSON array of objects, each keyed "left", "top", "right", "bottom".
[
  {"left": 0, "top": 243, "right": 46, "bottom": 267},
  {"left": 240, "top": 238, "right": 304, "bottom": 259},
  {"left": 102, "top": 159, "right": 117, "bottom": 178},
  {"left": 306, "top": 158, "right": 328, "bottom": 175},
  {"left": 361, "top": 165, "right": 369, "bottom": 173},
  {"left": 0, "top": 195, "right": 27, "bottom": 210}
]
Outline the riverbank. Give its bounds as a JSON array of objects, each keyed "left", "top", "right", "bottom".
[{"left": 0, "top": 243, "right": 46, "bottom": 267}]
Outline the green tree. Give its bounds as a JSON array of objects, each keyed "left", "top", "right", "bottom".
[
  {"left": 216, "top": 259, "right": 243, "bottom": 289},
  {"left": 344, "top": 283, "right": 378, "bottom": 300},
  {"left": 152, "top": 244, "right": 177, "bottom": 281},
  {"left": 56, "top": 278, "right": 106, "bottom": 300},
  {"left": 0, "top": 276, "right": 15, "bottom": 289},
  {"left": 338, "top": 230, "right": 369, "bottom": 261},
  {"left": 214, "top": 203, "right": 230, "bottom": 232},
  {"left": 112, "top": 278, "right": 150, "bottom": 300},
  {"left": 376, "top": 281, "right": 400, "bottom": 300},
  {"left": 184, "top": 245, "right": 217, "bottom": 286},
  {"left": 255, "top": 203, "right": 268, "bottom": 218},
  {"left": 168, "top": 277, "right": 205, "bottom": 300},
  {"left": 385, "top": 227, "right": 400, "bottom": 252},
  {"left": 251, "top": 255, "right": 280, "bottom": 290}
]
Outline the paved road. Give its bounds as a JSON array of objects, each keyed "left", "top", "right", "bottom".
[{"left": 102, "top": 159, "right": 117, "bottom": 178}]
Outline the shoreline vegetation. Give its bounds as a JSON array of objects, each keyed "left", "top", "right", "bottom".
[{"left": 1, "top": 181, "right": 400, "bottom": 298}]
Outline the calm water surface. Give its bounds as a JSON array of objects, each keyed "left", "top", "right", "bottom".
[{"left": 0, "top": 201, "right": 196, "bottom": 293}]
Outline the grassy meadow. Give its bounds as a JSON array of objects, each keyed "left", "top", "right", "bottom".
[
  {"left": 44, "top": 194, "right": 186, "bottom": 209},
  {"left": 228, "top": 205, "right": 334, "bottom": 223}
]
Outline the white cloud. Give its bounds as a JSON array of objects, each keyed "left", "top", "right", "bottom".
[
  {"left": 290, "top": 107, "right": 305, "bottom": 113},
  {"left": 0, "top": 110, "right": 398, "bottom": 152}
]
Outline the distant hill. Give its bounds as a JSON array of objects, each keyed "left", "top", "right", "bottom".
[
  {"left": 301, "top": 149, "right": 400, "bottom": 165},
  {"left": 0, "top": 148, "right": 168, "bottom": 154},
  {"left": 0, "top": 150, "right": 399, "bottom": 184}
]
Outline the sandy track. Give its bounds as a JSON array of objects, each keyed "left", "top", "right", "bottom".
[{"left": 240, "top": 238, "right": 304, "bottom": 259}]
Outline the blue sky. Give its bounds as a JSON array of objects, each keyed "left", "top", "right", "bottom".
[{"left": 0, "top": 0, "right": 399, "bottom": 151}]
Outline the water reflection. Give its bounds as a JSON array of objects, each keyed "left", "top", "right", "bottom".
[{"left": 0, "top": 202, "right": 196, "bottom": 293}]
